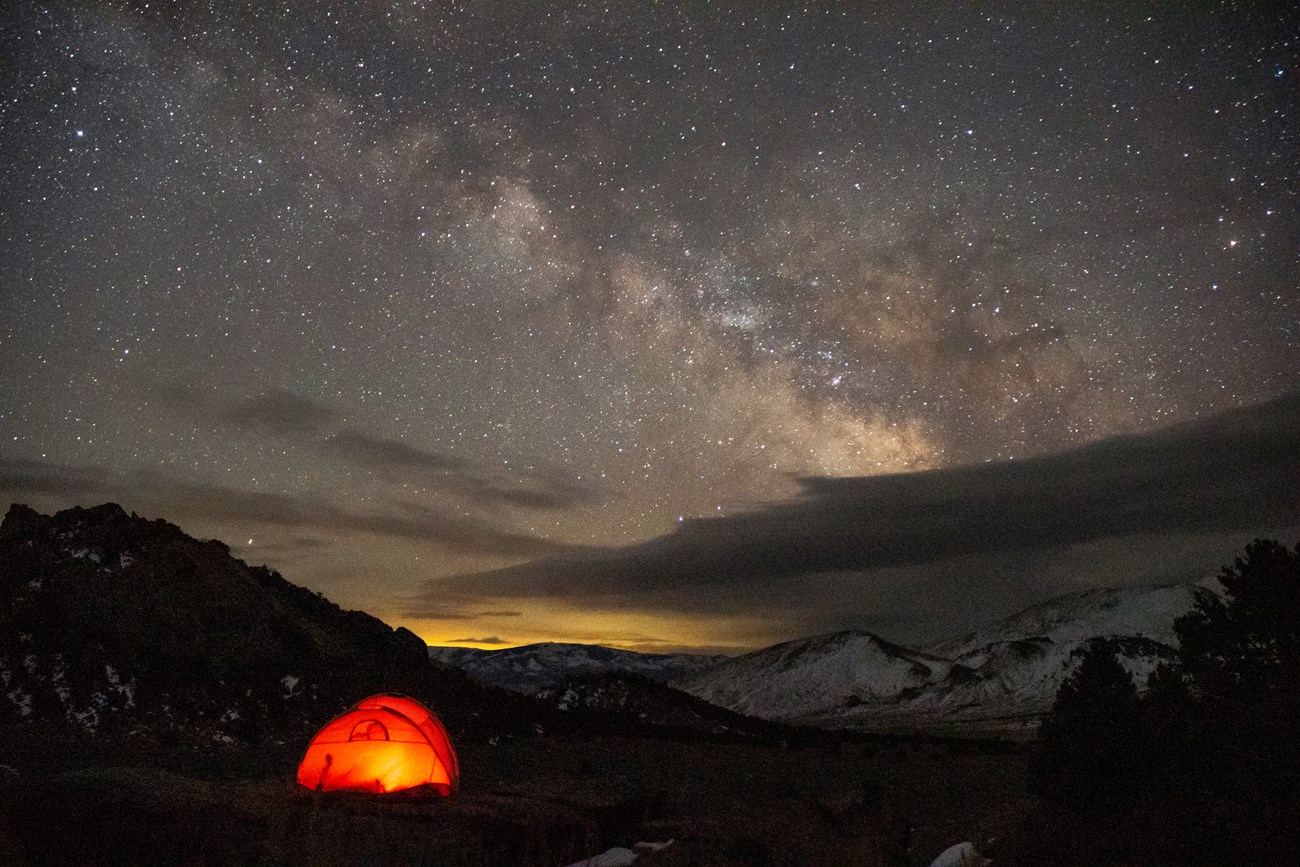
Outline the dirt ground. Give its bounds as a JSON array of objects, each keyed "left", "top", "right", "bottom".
[
  {"left": 467, "top": 735, "right": 1030, "bottom": 865},
  {"left": 0, "top": 733, "right": 1031, "bottom": 866}
]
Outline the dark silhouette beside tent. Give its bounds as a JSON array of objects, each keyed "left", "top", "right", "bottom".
[{"left": 297, "top": 694, "right": 459, "bottom": 794}]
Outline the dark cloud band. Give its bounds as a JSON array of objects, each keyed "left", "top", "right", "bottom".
[{"left": 420, "top": 390, "right": 1300, "bottom": 632}]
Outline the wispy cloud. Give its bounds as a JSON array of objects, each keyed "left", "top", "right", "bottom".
[
  {"left": 222, "top": 390, "right": 340, "bottom": 435},
  {"left": 158, "top": 385, "right": 594, "bottom": 512},
  {"left": 0, "top": 458, "right": 568, "bottom": 559},
  {"left": 323, "top": 430, "right": 469, "bottom": 473}
]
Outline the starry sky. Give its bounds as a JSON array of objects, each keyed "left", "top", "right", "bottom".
[{"left": 2, "top": 2, "right": 1297, "bottom": 653}]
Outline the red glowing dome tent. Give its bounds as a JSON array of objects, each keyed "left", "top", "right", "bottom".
[{"left": 297, "top": 694, "right": 459, "bottom": 794}]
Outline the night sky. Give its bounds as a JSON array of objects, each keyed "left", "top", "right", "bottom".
[{"left": 2, "top": 2, "right": 1297, "bottom": 653}]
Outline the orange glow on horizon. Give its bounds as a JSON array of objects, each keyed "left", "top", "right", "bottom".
[{"left": 406, "top": 604, "right": 767, "bottom": 656}]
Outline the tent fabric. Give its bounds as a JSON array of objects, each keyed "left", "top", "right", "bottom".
[{"left": 297, "top": 693, "right": 459, "bottom": 794}]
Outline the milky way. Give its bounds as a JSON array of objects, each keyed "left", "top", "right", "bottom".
[{"left": 2, "top": 2, "right": 1297, "bottom": 650}]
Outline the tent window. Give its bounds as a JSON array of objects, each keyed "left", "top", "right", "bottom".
[{"left": 349, "top": 719, "right": 389, "bottom": 741}]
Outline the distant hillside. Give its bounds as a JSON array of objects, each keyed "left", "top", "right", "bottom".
[
  {"left": 673, "top": 631, "right": 948, "bottom": 721},
  {"left": 532, "top": 671, "right": 800, "bottom": 741},
  {"left": 674, "top": 584, "right": 1214, "bottom": 735},
  {"left": 425, "top": 583, "right": 1214, "bottom": 737},
  {"left": 430, "top": 641, "right": 725, "bottom": 695}
]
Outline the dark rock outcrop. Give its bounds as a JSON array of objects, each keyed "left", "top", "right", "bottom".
[{"left": 0, "top": 502, "right": 539, "bottom": 775}]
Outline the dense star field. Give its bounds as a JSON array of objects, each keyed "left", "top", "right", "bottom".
[{"left": 2, "top": 2, "right": 1297, "bottom": 651}]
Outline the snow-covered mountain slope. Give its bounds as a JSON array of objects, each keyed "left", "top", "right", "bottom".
[
  {"left": 924, "top": 584, "right": 1212, "bottom": 659},
  {"left": 428, "top": 642, "right": 725, "bottom": 695},
  {"left": 675, "top": 584, "right": 1215, "bottom": 733},
  {"left": 821, "top": 632, "right": 1179, "bottom": 734},
  {"left": 672, "top": 631, "right": 952, "bottom": 721}
]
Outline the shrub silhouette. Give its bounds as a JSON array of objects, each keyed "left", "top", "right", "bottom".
[
  {"left": 1033, "top": 638, "right": 1141, "bottom": 816},
  {"left": 1008, "top": 540, "right": 1300, "bottom": 867}
]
